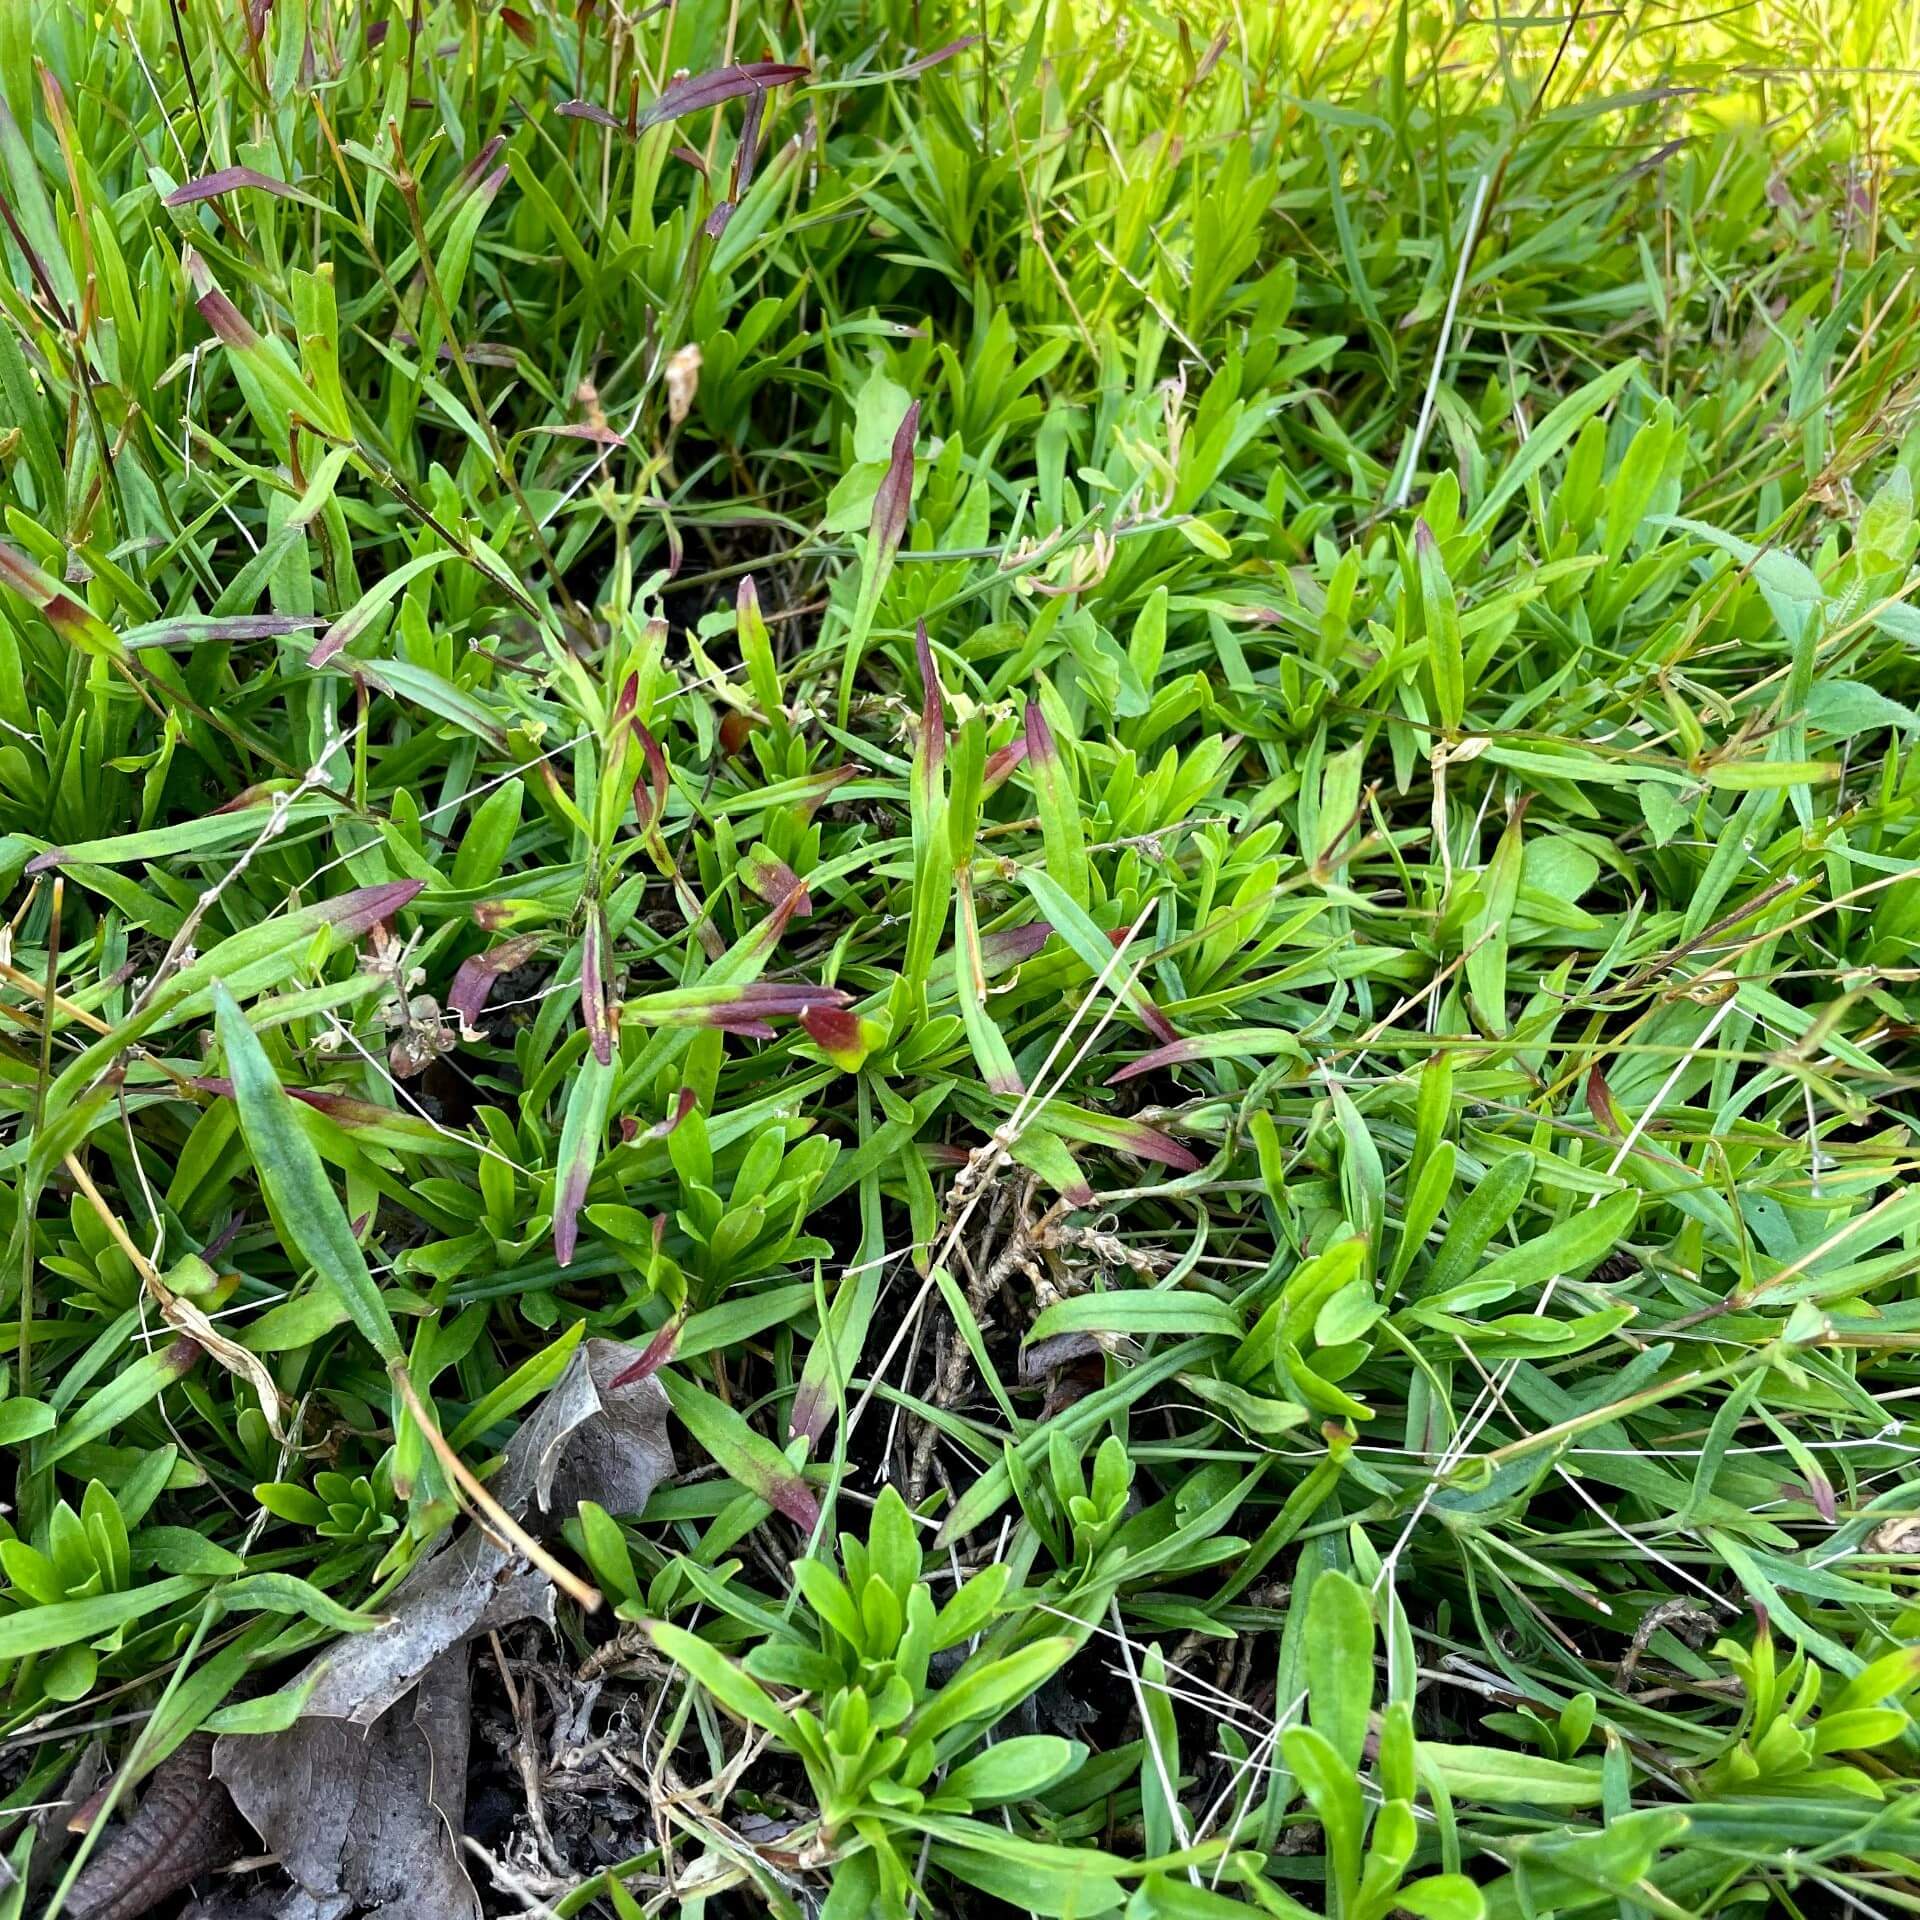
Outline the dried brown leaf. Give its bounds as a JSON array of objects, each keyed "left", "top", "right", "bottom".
[
  {"left": 216, "top": 1651, "right": 479, "bottom": 1920},
  {"left": 211, "top": 1341, "right": 671, "bottom": 1919}
]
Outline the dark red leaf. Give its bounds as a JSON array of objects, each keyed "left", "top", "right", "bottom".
[
  {"left": 457, "top": 134, "right": 507, "bottom": 197},
  {"left": 799, "top": 1004, "right": 860, "bottom": 1050},
  {"left": 556, "top": 99, "right": 622, "bottom": 128},
  {"left": 642, "top": 1087, "right": 699, "bottom": 1140},
  {"left": 327, "top": 880, "right": 426, "bottom": 940},
  {"left": 978, "top": 919, "right": 1053, "bottom": 973},
  {"left": 983, "top": 734, "right": 1028, "bottom": 792},
  {"left": 581, "top": 906, "right": 613, "bottom": 1066},
  {"left": 636, "top": 61, "right": 810, "bottom": 129},
  {"left": 730, "top": 87, "right": 765, "bottom": 200},
  {"left": 632, "top": 720, "right": 669, "bottom": 832},
  {"left": 448, "top": 932, "right": 544, "bottom": 1034},
  {"left": 560, "top": 62, "right": 808, "bottom": 141},
  {"left": 869, "top": 400, "right": 920, "bottom": 552},
  {"left": 688, "top": 980, "right": 850, "bottom": 1037},
  {"left": 606, "top": 1304, "right": 686, "bottom": 1389},
  {"left": 165, "top": 166, "right": 300, "bottom": 206}
]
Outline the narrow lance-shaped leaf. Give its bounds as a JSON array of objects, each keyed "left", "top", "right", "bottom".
[
  {"left": 648, "top": 1620, "right": 796, "bottom": 1737},
  {"left": 454, "top": 134, "right": 508, "bottom": 202},
  {"left": 1014, "top": 1096, "right": 1200, "bottom": 1172},
  {"left": 631, "top": 718, "right": 669, "bottom": 836},
  {"left": 185, "top": 248, "right": 350, "bottom": 442},
  {"left": 1004, "top": 1124, "right": 1095, "bottom": 1208},
  {"left": 0, "top": 93, "right": 78, "bottom": 317},
  {"left": 731, "top": 85, "right": 766, "bottom": 202},
  {"left": 905, "top": 620, "right": 953, "bottom": 996},
  {"left": 448, "top": 932, "right": 544, "bottom": 1036},
  {"left": 594, "top": 671, "right": 642, "bottom": 848},
  {"left": 643, "top": 61, "right": 809, "bottom": 126},
  {"left": 635, "top": 1086, "right": 699, "bottom": 1145},
  {"left": 656, "top": 1367, "right": 819, "bottom": 1527},
  {"left": 581, "top": 904, "right": 614, "bottom": 1065},
  {"left": 123, "top": 612, "right": 319, "bottom": 650},
  {"left": 949, "top": 714, "right": 986, "bottom": 868},
  {"left": 982, "top": 733, "right": 1028, "bottom": 794},
  {"left": 1024, "top": 701, "right": 1090, "bottom": 909},
  {"left": 613, "top": 889, "right": 817, "bottom": 1102},
  {"left": 790, "top": 1240, "right": 881, "bottom": 1449},
  {"left": 1022, "top": 870, "right": 1174, "bottom": 1044},
  {"left": 606, "top": 1299, "right": 687, "bottom": 1388},
  {"left": 555, "top": 98, "right": 622, "bottom": 129},
  {"left": 622, "top": 980, "right": 850, "bottom": 1037},
  {"left": 1415, "top": 519, "right": 1464, "bottom": 734},
  {"left": 954, "top": 871, "right": 1023, "bottom": 1095},
  {"left": 1464, "top": 357, "right": 1637, "bottom": 540},
  {"left": 560, "top": 61, "right": 809, "bottom": 135},
  {"left": 553, "top": 1051, "right": 615, "bottom": 1267},
  {"left": 164, "top": 166, "right": 301, "bottom": 206},
  {"left": 736, "top": 575, "right": 785, "bottom": 727},
  {"left": 1465, "top": 795, "right": 1528, "bottom": 1037},
  {"left": 976, "top": 920, "right": 1053, "bottom": 973},
  {"left": 212, "top": 984, "right": 402, "bottom": 1364},
  {"left": 190, "top": 1077, "right": 472, "bottom": 1157},
  {"left": 837, "top": 399, "right": 919, "bottom": 726},
  {"left": 309, "top": 550, "right": 452, "bottom": 666},
  {"left": 927, "top": 918, "right": 1054, "bottom": 1008},
  {"left": 912, "top": 1638, "right": 1075, "bottom": 1744},
  {"left": 1110, "top": 1028, "right": 1309, "bottom": 1085},
  {"left": 901, "top": 33, "right": 982, "bottom": 74},
  {"left": 353, "top": 658, "right": 509, "bottom": 750}
]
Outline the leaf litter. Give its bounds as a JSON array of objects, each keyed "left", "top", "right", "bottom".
[{"left": 66, "top": 1344, "right": 670, "bottom": 1920}]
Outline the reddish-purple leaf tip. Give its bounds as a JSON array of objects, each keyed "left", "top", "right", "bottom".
[
  {"left": 1108, "top": 1036, "right": 1201, "bottom": 1084},
  {"left": 581, "top": 907, "right": 614, "bottom": 1066},
  {"left": 183, "top": 248, "right": 259, "bottom": 350},
  {"left": 740, "top": 846, "right": 813, "bottom": 918},
  {"left": 1023, "top": 700, "right": 1058, "bottom": 765},
  {"left": 632, "top": 721, "right": 669, "bottom": 833},
  {"left": 330, "top": 879, "right": 426, "bottom": 939},
  {"left": 870, "top": 401, "right": 920, "bottom": 552},
  {"left": 606, "top": 1309, "right": 685, "bottom": 1390},
  {"left": 165, "top": 165, "right": 299, "bottom": 207},
  {"left": 914, "top": 618, "right": 946, "bottom": 765}
]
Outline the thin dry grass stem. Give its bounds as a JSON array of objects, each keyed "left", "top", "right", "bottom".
[{"left": 388, "top": 1365, "right": 603, "bottom": 1612}]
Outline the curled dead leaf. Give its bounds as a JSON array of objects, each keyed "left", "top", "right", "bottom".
[{"left": 212, "top": 1340, "right": 672, "bottom": 1920}]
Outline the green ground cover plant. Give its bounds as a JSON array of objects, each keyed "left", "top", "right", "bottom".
[{"left": 4, "top": 0, "right": 1920, "bottom": 1913}]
